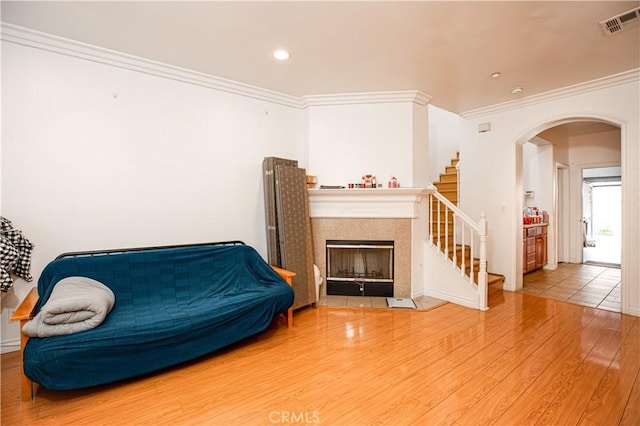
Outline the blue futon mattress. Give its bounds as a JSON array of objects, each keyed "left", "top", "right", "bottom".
[{"left": 24, "top": 244, "right": 294, "bottom": 390}]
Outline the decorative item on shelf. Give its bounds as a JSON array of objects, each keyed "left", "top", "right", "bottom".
[
  {"left": 388, "top": 176, "right": 400, "bottom": 188},
  {"left": 346, "top": 174, "right": 383, "bottom": 189},
  {"left": 522, "top": 206, "right": 547, "bottom": 224},
  {"left": 361, "top": 174, "right": 377, "bottom": 188},
  {"left": 306, "top": 175, "right": 317, "bottom": 189}
]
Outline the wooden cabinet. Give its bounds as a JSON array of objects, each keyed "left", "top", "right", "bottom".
[
  {"left": 526, "top": 231, "right": 536, "bottom": 273},
  {"left": 535, "top": 233, "right": 546, "bottom": 269},
  {"left": 523, "top": 224, "right": 547, "bottom": 273}
]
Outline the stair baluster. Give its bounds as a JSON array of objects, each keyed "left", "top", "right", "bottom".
[
  {"left": 478, "top": 213, "right": 488, "bottom": 310},
  {"left": 444, "top": 203, "right": 449, "bottom": 258},
  {"left": 452, "top": 210, "right": 457, "bottom": 268}
]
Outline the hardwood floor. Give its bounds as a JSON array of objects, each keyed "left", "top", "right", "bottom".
[{"left": 2, "top": 288, "right": 638, "bottom": 425}]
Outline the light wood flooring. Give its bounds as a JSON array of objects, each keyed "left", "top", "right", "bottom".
[
  {"left": 522, "top": 263, "right": 621, "bottom": 312},
  {"left": 2, "top": 287, "right": 639, "bottom": 425}
]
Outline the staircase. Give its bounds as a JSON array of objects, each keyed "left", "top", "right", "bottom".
[
  {"left": 433, "top": 154, "right": 460, "bottom": 205},
  {"left": 427, "top": 153, "right": 504, "bottom": 309}
]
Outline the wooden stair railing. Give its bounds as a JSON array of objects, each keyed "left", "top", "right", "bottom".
[{"left": 428, "top": 190, "right": 489, "bottom": 310}]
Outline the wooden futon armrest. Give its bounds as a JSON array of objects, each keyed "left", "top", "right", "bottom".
[
  {"left": 271, "top": 266, "right": 296, "bottom": 329},
  {"left": 271, "top": 266, "right": 296, "bottom": 283},
  {"left": 11, "top": 287, "right": 39, "bottom": 322},
  {"left": 10, "top": 287, "right": 39, "bottom": 401}
]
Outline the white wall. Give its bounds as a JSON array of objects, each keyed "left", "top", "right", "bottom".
[
  {"left": 412, "top": 102, "right": 430, "bottom": 187},
  {"left": 522, "top": 142, "right": 553, "bottom": 213},
  {"left": 306, "top": 102, "right": 417, "bottom": 188},
  {"left": 460, "top": 76, "right": 640, "bottom": 316},
  {"left": 427, "top": 104, "right": 460, "bottom": 182},
  {"left": 1, "top": 41, "right": 303, "bottom": 350}
]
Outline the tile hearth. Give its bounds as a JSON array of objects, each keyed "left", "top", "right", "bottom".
[{"left": 317, "top": 295, "right": 446, "bottom": 311}]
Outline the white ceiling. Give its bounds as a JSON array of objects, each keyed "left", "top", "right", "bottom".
[{"left": 2, "top": 1, "right": 639, "bottom": 113}]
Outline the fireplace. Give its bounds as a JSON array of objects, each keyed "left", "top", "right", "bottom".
[
  {"left": 309, "top": 187, "right": 431, "bottom": 299},
  {"left": 326, "top": 240, "right": 394, "bottom": 297}
]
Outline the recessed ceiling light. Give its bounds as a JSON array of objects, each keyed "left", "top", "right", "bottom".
[
  {"left": 511, "top": 87, "right": 524, "bottom": 94},
  {"left": 491, "top": 72, "right": 501, "bottom": 79},
  {"left": 273, "top": 49, "right": 291, "bottom": 61}
]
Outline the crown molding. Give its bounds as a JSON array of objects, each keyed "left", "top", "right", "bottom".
[
  {"left": 0, "top": 23, "right": 302, "bottom": 108},
  {"left": 2, "top": 23, "right": 636, "bottom": 116},
  {"left": 1, "top": 23, "right": 432, "bottom": 111},
  {"left": 301, "top": 90, "right": 431, "bottom": 108},
  {"left": 460, "top": 68, "right": 640, "bottom": 119}
]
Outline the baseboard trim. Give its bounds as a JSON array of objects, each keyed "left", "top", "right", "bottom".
[
  {"left": 423, "top": 288, "right": 478, "bottom": 310},
  {"left": 1, "top": 338, "right": 20, "bottom": 354}
]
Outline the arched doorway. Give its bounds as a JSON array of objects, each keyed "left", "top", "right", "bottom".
[{"left": 516, "top": 118, "right": 623, "bottom": 312}]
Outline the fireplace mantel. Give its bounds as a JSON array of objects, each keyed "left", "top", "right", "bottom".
[{"left": 308, "top": 187, "right": 433, "bottom": 219}]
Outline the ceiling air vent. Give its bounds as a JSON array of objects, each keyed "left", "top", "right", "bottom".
[{"left": 599, "top": 7, "right": 640, "bottom": 36}]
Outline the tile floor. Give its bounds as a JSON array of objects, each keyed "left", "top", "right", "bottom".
[
  {"left": 521, "top": 262, "right": 621, "bottom": 312},
  {"left": 316, "top": 294, "right": 447, "bottom": 311}
]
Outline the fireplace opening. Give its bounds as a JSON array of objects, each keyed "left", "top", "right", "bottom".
[{"left": 326, "top": 240, "right": 394, "bottom": 297}]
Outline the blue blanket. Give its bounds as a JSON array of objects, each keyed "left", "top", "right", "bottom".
[{"left": 24, "top": 244, "right": 294, "bottom": 390}]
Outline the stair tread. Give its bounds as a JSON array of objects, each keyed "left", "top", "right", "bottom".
[
  {"left": 440, "top": 173, "right": 457, "bottom": 179},
  {"left": 487, "top": 273, "right": 505, "bottom": 285},
  {"left": 439, "top": 175, "right": 458, "bottom": 183}
]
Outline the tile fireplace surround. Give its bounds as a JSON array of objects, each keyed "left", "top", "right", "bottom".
[{"left": 308, "top": 188, "right": 432, "bottom": 299}]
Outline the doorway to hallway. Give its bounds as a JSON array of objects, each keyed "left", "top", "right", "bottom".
[
  {"left": 582, "top": 167, "right": 621, "bottom": 266},
  {"left": 519, "top": 121, "right": 623, "bottom": 314}
]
